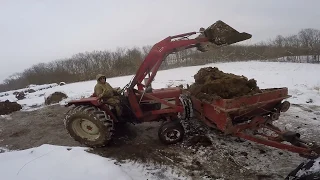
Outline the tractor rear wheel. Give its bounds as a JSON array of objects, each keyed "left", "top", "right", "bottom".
[
  {"left": 64, "top": 105, "right": 114, "bottom": 147},
  {"left": 158, "top": 121, "right": 185, "bottom": 144}
]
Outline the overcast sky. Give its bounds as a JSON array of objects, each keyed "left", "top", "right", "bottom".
[{"left": 1, "top": 0, "right": 320, "bottom": 82}]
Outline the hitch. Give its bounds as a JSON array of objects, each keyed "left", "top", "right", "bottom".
[
  {"left": 281, "top": 131, "right": 302, "bottom": 146},
  {"left": 280, "top": 131, "right": 320, "bottom": 158}
]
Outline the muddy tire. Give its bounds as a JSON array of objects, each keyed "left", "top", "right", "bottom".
[
  {"left": 158, "top": 121, "right": 184, "bottom": 144},
  {"left": 64, "top": 105, "right": 114, "bottom": 147}
]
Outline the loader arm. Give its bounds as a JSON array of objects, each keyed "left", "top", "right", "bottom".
[
  {"left": 126, "top": 20, "right": 252, "bottom": 118},
  {"left": 128, "top": 20, "right": 252, "bottom": 91},
  {"left": 129, "top": 32, "right": 206, "bottom": 91}
]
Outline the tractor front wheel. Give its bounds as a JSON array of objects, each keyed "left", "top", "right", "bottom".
[
  {"left": 64, "top": 105, "right": 114, "bottom": 147},
  {"left": 158, "top": 121, "right": 184, "bottom": 144}
]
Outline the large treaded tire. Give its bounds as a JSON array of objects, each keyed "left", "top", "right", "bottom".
[{"left": 64, "top": 105, "right": 114, "bottom": 147}]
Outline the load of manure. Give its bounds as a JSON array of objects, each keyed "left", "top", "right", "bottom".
[{"left": 188, "top": 67, "right": 262, "bottom": 101}]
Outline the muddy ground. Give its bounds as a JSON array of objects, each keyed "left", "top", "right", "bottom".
[{"left": 1, "top": 104, "right": 320, "bottom": 180}]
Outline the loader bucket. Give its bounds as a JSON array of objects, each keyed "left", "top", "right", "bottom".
[{"left": 204, "top": 20, "right": 252, "bottom": 46}]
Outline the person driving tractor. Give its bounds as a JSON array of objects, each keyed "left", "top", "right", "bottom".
[{"left": 94, "top": 74, "right": 122, "bottom": 116}]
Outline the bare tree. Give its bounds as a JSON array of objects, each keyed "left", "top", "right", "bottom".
[{"left": 1, "top": 27, "right": 320, "bottom": 92}]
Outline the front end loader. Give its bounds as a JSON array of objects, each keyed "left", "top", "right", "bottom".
[
  {"left": 63, "top": 20, "right": 319, "bottom": 159},
  {"left": 63, "top": 20, "right": 250, "bottom": 147}
]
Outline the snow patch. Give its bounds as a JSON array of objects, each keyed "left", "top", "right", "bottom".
[
  {"left": 1, "top": 61, "right": 320, "bottom": 110},
  {"left": 0, "top": 144, "right": 187, "bottom": 180},
  {"left": 0, "top": 115, "right": 12, "bottom": 120},
  {"left": 295, "top": 158, "right": 320, "bottom": 178}
]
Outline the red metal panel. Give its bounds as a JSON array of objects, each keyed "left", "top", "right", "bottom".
[
  {"left": 140, "top": 92, "right": 179, "bottom": 109},
  {"left": 191, "top": 88, "right": 290, "bottom": 132},
  {"left": 134, "top": 89, "right": 177, "bottom": 107},
  {"left": 66, "top": 97, "right": 100, "bottom": 106},
  {"left": 128, "top": 87, "right": 183, "bottom": 120},
  {"left": 137, "top": 87, "right": 182, "bottom": 101},
  {"left": 191, "top": 96, "right": 229, "bottom": 131},
  {"left": 129, "top": 34, "right": 208, "bottom": 91},
  {"left": 235, "top": 132, "right": 311, "bottom": 155},
  {"left": 212, "top": 88, "right": 289, "bottom": 110},
  {"left": 151, "top": 108, "right": 183, "bottom": 115},
  {"left": 230, "top": 102, "right": 279, "bottom": 123},
  {"left": 203, "top": 103, "right": 229, "bottom": 131}
]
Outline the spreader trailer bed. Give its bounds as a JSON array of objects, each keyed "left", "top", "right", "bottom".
[{"left": 189, "top": 87, "right": 320, "bottom": 158}]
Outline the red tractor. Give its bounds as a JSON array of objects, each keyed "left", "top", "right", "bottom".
[{"left": 64, "top": 20, "right": 319, "bottom": 159}]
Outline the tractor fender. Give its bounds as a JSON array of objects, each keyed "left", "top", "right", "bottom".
[{"left": 65, "top": 97, "right": 118, "bottom": 122}]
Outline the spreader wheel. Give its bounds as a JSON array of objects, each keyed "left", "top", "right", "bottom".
[
  {"left": 280, "top": 101, "right": 290, "bottom": 112},
  {"left": 158, "top": 121, "right": 185, "bottom": 144},
  {"left": 64, "top": 105, "right": 114, "bottom": 147}
]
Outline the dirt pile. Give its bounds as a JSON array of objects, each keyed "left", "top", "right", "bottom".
[
  {"left": 189, "top": 67, "right": 261, "bottom": 101},
  {"left": 45, "top": 92, "right": 68, "bottom": 105},
  {"left": 188, "top": 135, "right": 212, "bottom": 147},
  {"left": 0, "top": 100, "right": 22, "bottom": 115},
  {"left": 15, "top": 92, "right": 26, "bottom": 100},
  {"left": 25, "top": 89, "right": 36, "bottom": 93},
  {"left": 0, "top": 93, "right": 9, "bottom": 97}
]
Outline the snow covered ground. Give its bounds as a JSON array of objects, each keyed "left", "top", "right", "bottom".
[
  {"left": 1, "top": 61, "right": 320, "bottom": 110},
  {"left": 0, "top": 144, "right": 184, "bottom": 180},
  {"left": 295, "top": 158, "right": 320, "bottom": 178},
  {"left": 1, "top": 61, "right": 320, "bottom": 179}
]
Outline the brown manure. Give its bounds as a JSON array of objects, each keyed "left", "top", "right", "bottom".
[
  {"left": 0, "top": 100, "right": 22, "bottom": 115},
  {"left": 189, "top": 67, "right": 261, "bottom": 101},
  {"left": 45, "top": 92, "right": 68, "bottom": 105}
]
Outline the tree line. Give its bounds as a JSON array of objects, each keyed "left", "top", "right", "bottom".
[{"left": 1, "top": 28, "right": 320, "bottom": 92}]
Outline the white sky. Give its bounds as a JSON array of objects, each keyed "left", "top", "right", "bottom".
[{"left": 0, "top": 0, "right": 320, "bottom": 82}]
